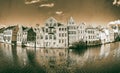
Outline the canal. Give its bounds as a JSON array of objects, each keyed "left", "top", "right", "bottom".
[{"left": 0, "top": 42, "right": 120, "bottom": 73}]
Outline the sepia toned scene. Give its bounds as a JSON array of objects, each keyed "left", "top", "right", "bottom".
[{"left": 0, "top": 0, "right": 120, "bottom": 73}]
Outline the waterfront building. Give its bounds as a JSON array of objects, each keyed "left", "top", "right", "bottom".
[
  {"left": 24, "top": 28, "right": 36, "bottom": 47},
  {"left": 1, "top": 17, "right": 119, "bottom": 48},
  {"left": 67, "top": 17, "right": 78, "bottom": 46},
  {"left": 86, "top": 25, "right": 100, "bottom": 46},
  {"left": 109, "top": 27, "right": 115, "bottom": 42},
  {"left": 108, "top": 20, "right": 120, "bottom": 40},
  {"left": 43, "top": 17, "right": 58, "bottom": 48},
  {"left": 3, "top": 26, "right": 18, "bottom": 44},
  {"left": 17, "top": 25, "right": 27, "bottom": 46},
  {"left": 0, "top": 27, "right": 5, "bottom": 42},
  {"left": 57, "top": 23, "right": 68, "bottom": 48},
  {"left": 42, "top": 17, "right": 68, "bottom": 48},
  {"left": 34, "top": 25, "right": 44, "bottom": 48},
  {"left": 77, "top": 22, "right": 86, "bottom": 42},
  {"left": 99, "top": 27, "right": 110, "bottom": 44}
]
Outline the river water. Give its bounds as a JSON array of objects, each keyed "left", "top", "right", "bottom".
[{"left": 0, "top": 42, "right": 120, "bottom": 73}]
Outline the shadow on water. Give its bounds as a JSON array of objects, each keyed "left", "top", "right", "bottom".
[{"left": 70, "top": 48, "right": 88, "bottom": 55}]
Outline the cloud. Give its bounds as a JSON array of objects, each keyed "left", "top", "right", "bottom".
[
  {"left": 113, "top": 0, "right": 120, "bottom": 6},
  {"left": 39, "top": 3, "right": 54, "bottom": 8},
  {"left": 109, "top": 20, "right": 120, "bottom": 24},
  {"left": 25, "top": 0, "right": 41, "bottom": 4},
  {"left": 55, "top": 11, "right": 63, "bottom": 15}
]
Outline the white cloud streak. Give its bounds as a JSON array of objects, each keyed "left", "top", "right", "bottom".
[
  {"left": 113, "top": 0, "right": 120, "bottom": 6},
  {"left": 55, "top": 11, "right": 63, "bottom": 15},
  {"left": 39, "top": 3, "right": 54, "bottom": 8},
  {"left": 25, "top": 0, "right": 40, "bottom": 4}
]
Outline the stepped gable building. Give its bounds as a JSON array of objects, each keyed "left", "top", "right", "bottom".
[
  {"left": 41, "top": 17, "right": 68, "bottom": 48},
  {"left": 67, "top": 17, "right": 78, "bottom": 46}
]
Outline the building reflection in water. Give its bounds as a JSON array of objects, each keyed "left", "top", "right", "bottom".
[
  {"left": 113, "top": 42, "right": 120, "bottom": 58},
  {"left": 1, "top": 42, "right": 120, "bottom": 73},
  {"left": 35, "top": 48, "right": 67, "bottom": 72},
  {"left": 0, "top": 43, "right": 13, "bottom": 64},
  {"left": 99, "top": 44, "right": 110, "bottom": 59},
  {"left": 16, "top": 46, "right": 28, "bottom": 66}
]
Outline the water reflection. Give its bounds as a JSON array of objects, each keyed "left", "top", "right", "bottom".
[
  {"left": 99, "top": 44, "right": 110, "bottom": 59},
  {"left": 0, "top": 42, "right": 120, "bottom": 73},
  {"left": 16, "top": 46, "right": 28, "bottom": 66}
]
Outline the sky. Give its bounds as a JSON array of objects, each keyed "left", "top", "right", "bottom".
[{"left": 0, "top": 0, "right": 120, "bottom": 26}]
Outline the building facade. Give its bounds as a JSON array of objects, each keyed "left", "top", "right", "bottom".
[
  {"left": 77, "top": 23, "right": 86, "bottom": 42},
  {"left": 34, "top": 26, "right": 44, "bottom": 48},
  {"left": 17, "top": 25, "right": 27, "bottom": 46},
  {"left": 67, "top": 17, "right": 78, "bottom": 46},
  {"left": 86, "top": 25, "right": 100, "bottom": 46},
  {"left": 25, "top": 28, "right": 36, "bottom": 47},
  {"left": 3, "top": 26, "right": 18, "bottom": 44}
]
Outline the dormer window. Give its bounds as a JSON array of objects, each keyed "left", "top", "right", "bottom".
[
  {"left": 50, "top": 19, "right": 53, "bottom": 22},
  {"left": 50, "top": 23, "right": 52, "bottom": 27},
  {"left": 46, "top": 23, "right": 48, "bottom": 26}
]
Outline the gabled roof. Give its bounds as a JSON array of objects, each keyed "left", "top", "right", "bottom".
[
  {"left": 58, "top": 23, "right": 64, "bottom": 26},
  {"left": 67, "top": 17, "right": 76, "bottom": 25},
  {"left": 86, "top": 25, "right": 93, "bottom": 29},
  {"left": 45, "top": 17, "right": 57, "bottom": 23},
  {"left": 24, "top": 28, "right": 31, "bottom": 32},
  {"left": 0, "top": 27, "right": 5, "bottom": 33},
  {"left": 22, "top": 26, "right": 27, "bottom": 31},
  {"left": 5, "top": 26, "right": 16, "bottom": 30}
]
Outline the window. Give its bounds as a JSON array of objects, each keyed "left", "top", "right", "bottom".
[
  {"left": 62, "top": 39, "right": 64, "bottom": 43},
  {"left": 65, "top": 33, "right": 67, "bottom": 37},
  {"left": 49, "top": 35, "right": 52, "bottom": 39},
  {"left": 74, "top": 27, "right": 76, "bottom": 29},
  {"left": 37, "top": 36, "right": 39, "bottom": 39},
  {"left": 41, "top": 35, "right": 43, "bottom": 39},
  {"left": 89, "top": 36, "right": 90, "bottom": 39},
  {"left": 62, "top": 28, "right": 64, "bottom": 31},
  {"left": 46, "top": 23, "right": 48, "bottom": 26},
  {"left": 62, "top": 33, "right": 64, "bottom": 37},
  {"left": 72, "top": 22, "right": 74, "bottom": 24},
  {"left": 46, "top": 28, "right": 48, "bottom": 33},
  {"left": 45, "top": 35, "right": 48, "bottom": 40},
  {"left": 59, "top": 39, "right": 61, "bottom": 43},
  {"left": 50, "top": 19, "right": 53, "bottom": 22},
  {"left": 54, "top": 36, "right": 56, "bottom": 40},
  {"left": 50, "top": 23, "right": 52, "bottom": 27},
  {"left": 54, "top": 30, "right": 56, "bottom": 33},
  {"left": 59, "top": 28, "right": 61, "bottom": 31},
  {"left": 65, "top": 28, "right": 67, "bottom": 31},
  {"left": 59, "top": 33, "right": 61, "bottom": 37}
]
